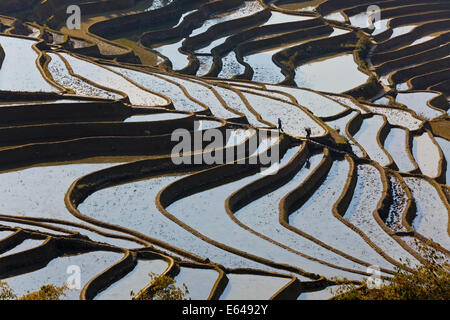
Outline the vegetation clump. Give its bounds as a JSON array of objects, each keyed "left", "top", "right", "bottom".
[
  {"left": 131, "top": 272, "right": 190, "bottom": 300},
  {"left": 332, "top": 240, "right": 450, "bottom": 300},
  {"left": 0, "top": 282, "right": 69, "bottom": 300},
  {"left": 353, "top": 31, "right": 372, "bottom": 72}
]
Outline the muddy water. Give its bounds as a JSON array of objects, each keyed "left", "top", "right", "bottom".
[
  {"left": 344, "top": 165, "right": 419, "bottom": 266},
  {"left": 434, "top": 137, "right": 449, "bottom": 184},
  {"left": 363, "top": 105, "right": 423, "bottom": 130},
  {"left": 110, "top": 66, "right": 204, "bottom": 112},
  {"left": 324, "top": 12, "right": 346, "bottom": 22},
  {"left": 352, "top": 115, "right": 391, "bottom": 166},
  {"left": 220, "top": 273, "right": 291, "bottom": 300},
  {"left": 390, "top": 25, "right": 416, "bottom": 38},
  {"left": 396, "top": 92, "right": 443, "bottom": 120},
  {"left": 236, "top": 151, "right": 373, "bottom": 278},
  {"left": 266, "top": 85, "right": 347, "bottom": 117},
  {"left": 242, "top": 91, "right": 326, "bottom": 137},
  {"left": 189, "top": 1, "right": 265, "bottom": 38},
  {"left": 384, "top": 128, "right": 416, "bottom": 172},
  {"left": 47, "top": 53, "right": 121, "bottom": 99},
  {"left": 4, "top": 251, "right": 123, "bottom": 300},
  {"left": 0, "top": 159, "right": 153, "bottom": 248},
  {"left": 197, "top": 55, "right": 214, "bottom": 76},
  {"left": 174, "top": 267, "right": 219, "bottom": 300},
  {"left": 166, "top": 149, "right": 369, "bottom": 279},
  {"left": 413, "top": 132, "right": 441, "bottom": 178},
  {"left": 95, "top": 259, "right": 169, "bottom": 300},
  {"left": 244, "top": 28, "right": 348, "bottom": 84},
  {"left": 61, "top": 53, "right": 168, "bottom": 106},
  {"left": 77, "top": 135, "right": 300, "bottom": 273},
  {"left": 124, "top": 113, "right": 189, "bottom": 122},
  {"left": 294, "top": 53, "right": 369, "bottom": 93},
  {"left": 218, "top": 51, "right": 246, "bottom": 79},
  {"left": 289, "top": 159, "right": 394, "bottom": 270},
  {"left": 0, "top": 36, "right": 57, "bottom": 92},
  {"left": 244, "top": 46, "right": 288, "bottom": 84},
  {"left": 0, "top": 239, "right": 43, "bottom": 257},
  {"left": 404, "top": 177, "right": 450, "bottom": 251}
]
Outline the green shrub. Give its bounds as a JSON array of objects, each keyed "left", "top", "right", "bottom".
[{"left": 354, "top": 31, "right": 372, "bottom": 72}]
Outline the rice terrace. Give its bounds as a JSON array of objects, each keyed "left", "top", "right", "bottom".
[{"left": 0, "top": 0, "right": 448, "bottom": 303}]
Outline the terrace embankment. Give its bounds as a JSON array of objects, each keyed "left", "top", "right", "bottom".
[{"left": 0, "top": 43, "right": 4, "bottom": 68}]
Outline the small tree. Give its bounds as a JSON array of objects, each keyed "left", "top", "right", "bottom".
[
  {"left": 1, "top": 282, "right": 68, "bottom": 300},
  {"left": 0, "top": 281, "right": 17, "bottom": 300},
  {"left": 20, "top": 284, "right": 69, "bottom": 300},
  {"left": 131, "top": 272, "right": 190, "bottom": 300}
]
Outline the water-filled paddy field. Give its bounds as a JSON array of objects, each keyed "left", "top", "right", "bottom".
[{"left": 0, "top": 0, "right": 448, "bottom": 301}]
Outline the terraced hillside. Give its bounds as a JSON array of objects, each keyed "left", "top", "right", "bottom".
[{"left": 0, "top": 0, "right": 448, "bottom": 300}]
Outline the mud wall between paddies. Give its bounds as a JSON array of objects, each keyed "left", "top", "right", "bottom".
[
  {"left": 0, "top": 100, "right": 133, "bottom": 127},
  {"left": 375, "top": 42, "right": 450, "bottom": 77},
  {"left": 44, "top": 0, "right": 137, "bottom": 28},
  {"left": 226, "top": 142, "right": 310, "bottom": 216},
  {"left": 24, "top": 0, "right": 87, "bottom": 23},
  {"left": 426, "top": 92, "right": 450, "bottom": 113},
  {"left": 317, "top": 0, "right": 448, "bottom": 16},
  {"left": 345, "top": 75, "right": 382, "bottom": 100},
  {"left": 374, "top": 19, "right": 450, "bottom": 54},
  {"left": 390, "top": 56, "right": 450, "bottom": 85},
  {"left": 0, "top": 113, "right": 196, "bottom": 147},
  {"left": 211, "top": 17, "right": 325, "bottom": 57},
  {"left": 343, "top": 0, "right": 449, "bottom": 16},
  {"left": 86, "top": 1, "right": 181, "bottom": 40},
  {"left": 81, "top": 250, "right": 136, "bottom": 300},
  {"left": 387, "top": 9, "right": 450, "bottom": 31},
  {"left": 0, "top": 90, "right": 121, "bottom": 103},
  {"left": 82, "top": 249, "right": 178, "bottom": 300},
  {"left": 69, "top": 40, "right": 140, "bottom": 64},
  {"left": 180, "top": 17, "right": 327, "bottom": 76},
  {"left": 351, "top": 3, "right": 450, "bottom": 36},
  {"left": 235, "top": 25, "right": 335, "bottom": 81},
  {"left": 235, "top": 23, "right": 333, "bottom": 57},
  {"left": 180, "top": 9, "right": 272, "bottom": 52},
  {"left": 409, "top": 69, "right": 450, "bottom": 93},
  {"left": 203, "top": 18, "right": 325, "bottom": 77},
  {"left": 157, "top": 136, "right": 291, "bottom": 214},
  {"left": 0, "top": 43, "right": 4, "bottom": 69},
  {"left": 429, "top": 81, "right": 450, "bottom": 97},
  {"left": 0, "top": 234, "right": 124, "bottom": 279},
  {"left": 371, "top": 32, "right": 450, "bottom": 66},
  {"left": 316, "top": 0, "right": 377, "bottom": 16},
  {"left": 139, "top": 0, "right": 247, "bottom": 46},
  {"left": 0, "top": 120, "right": 253, "bottom": 171},
  {"left": 65, "top": 136, "right": 291, "bottom": 224},
  {"left": 273, "top": 31, "right": 358, "bottom": 86},
  {"left": 86, "top": 0, "right": 241, "bottom": 43},
  {"left": 0, "top": 0, "right": 39, "bottom": 14}
]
